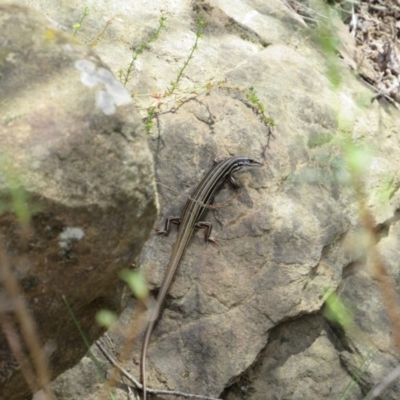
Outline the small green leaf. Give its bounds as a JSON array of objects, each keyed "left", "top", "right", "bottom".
[
  {"left": 120, "top": 269, "right": 148, "bottom": 300},
  {"left": 346, "top": 145, "right": 371, "bottom": 176},
  {"left": 323, "top": 289, "right": 353, "bottom": 330},
  {"left": 96, "top": 309, "right": 118, "bottom": 328}
]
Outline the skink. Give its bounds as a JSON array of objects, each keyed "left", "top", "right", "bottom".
[{"left": 141, "top": 155, "right": 262, "bottom": 399}]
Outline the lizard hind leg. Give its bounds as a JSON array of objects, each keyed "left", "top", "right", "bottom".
[{"left": 154, "top": 217, "right": 181, "bottom": 236}]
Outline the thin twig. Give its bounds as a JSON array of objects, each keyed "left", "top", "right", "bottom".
[
  {"left": 349, "top": 6, "right": 358, "bottom": 37},
  {"left": 90, "top": 17, "right": 115, "bottom": 47},
  {"left": 0, "top": 317, "right": 35, "bottom": 389},
  {"left": 0, "top": 247, "right": 55, "bottom": 399},
  {"left": 121, "top": 16, "right": 166, "bottom": 85},
  {"left": 360, "top": 77, "right": 400, "bottom": 110},
  {"left": 96, "top": 301, "right": 147, "bottom": 400},
  {"left": 371, "top": 78, "right": 400, "bottom": 102},
  {"left": 165, "top": 15, "right": 204, "bottom": 97},
  {"left": 96, "top": 340, "right": 141, "bottom": 388},
  {"left": 280, "top": 0, "right": 317, "bottom": 25},
  {"left": 96, "top": 340, "right": 222, "bottom": 400},
  {"left": 350, "top": 173, "right": 400, "bottom": 356},
  {"left": 364, "top": 365, "right": 400, "bottom": 400}
]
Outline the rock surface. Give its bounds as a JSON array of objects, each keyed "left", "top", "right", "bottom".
[
  {"left": 225, "top": 314, "right": 363, "bottom": 400},
  {"left": 1, "top": 1, "right": 400, "bottom": 400},
  {"left": 0, "top": 4, "right": 156, "bottom": 399}
]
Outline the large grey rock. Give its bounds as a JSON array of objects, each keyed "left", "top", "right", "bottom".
[
  {"left": 2, "top": 1, "right": 400, "bottom": 400},
  {"left": 226, "top": 314, "right": 363, "bottom": 400},
  {"left": 0, "top": 4, "right": 156, "bottom": 399}
]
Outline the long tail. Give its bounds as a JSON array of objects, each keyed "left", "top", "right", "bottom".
[
  {"left": 140, "top": 244, "right": 186, "bottom": 399},
  {"left": 141, "top": 314, "right": 157, "bottom": 400}
]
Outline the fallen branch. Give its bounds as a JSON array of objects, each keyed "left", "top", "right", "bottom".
[
  {"left": 96, "top": 340, "right": 222, "bottom": 400},
  {"left": 364, "top": 365, "right": 400, "bottom": 400}
]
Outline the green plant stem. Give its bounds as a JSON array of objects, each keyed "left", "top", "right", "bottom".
[
  {"left": 63, "top": 295, "right": 115, "bottom": 400},
  {"left": 72, "top": 7, "right": 89, "bottom": 36},
  {"left": 166, "top": 15, "right": 204, "bottom": 96},
  {"left": 121, "top": 16, "right": 166, "bottom": 86},
  {"left": 247, "top": 86, "right": 275, "bottom": 127}
]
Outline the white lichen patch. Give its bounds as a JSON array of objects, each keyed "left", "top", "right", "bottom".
[
  {"left": 59, "top": 227, "right": 85, "bottom": 249},
  {"left": 74, "top": 59, "right": 131, "bottom": 115}
]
